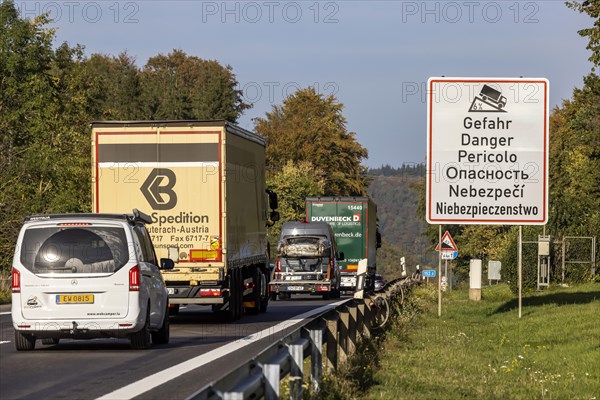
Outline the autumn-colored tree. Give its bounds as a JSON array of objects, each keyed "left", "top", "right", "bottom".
[
  {"left": 140, "top": 49, "right": 250, "bottom": 121},
  {"left": 266, "top": 161, "right": 325, "bottom": 248},
  {"left": 255, "top": 87, "right": 369, "bottom": 196},
  {"left": 84, "top": 52, "right": 145, "bottom": 120},
  {"left": 567, "top": 0, "right": 600, "bottom": 69}
]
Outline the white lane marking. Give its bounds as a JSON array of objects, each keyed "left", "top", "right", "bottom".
[
  {"left": 97, "top": 299, "right": 347, "bottom": 400},
  {"left": 0, "top": 341, "right": 10, "bottom": 345},
  {"left": 0, "top": 311, "right": 11, "bottom": 315}
]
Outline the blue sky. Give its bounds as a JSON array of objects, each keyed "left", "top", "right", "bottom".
[{"left": 20, "top": 1, "right": 594, "bottom": 167}]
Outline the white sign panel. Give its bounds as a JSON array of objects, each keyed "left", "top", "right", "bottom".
[{"left": 426, "top": 77, "right": 549, "bottom": 225}]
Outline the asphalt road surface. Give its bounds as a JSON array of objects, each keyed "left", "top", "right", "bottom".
[{"left": 0, "top": 294, "right": 346, "bottom": 400}]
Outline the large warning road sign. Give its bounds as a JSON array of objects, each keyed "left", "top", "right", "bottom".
[{"left": 426, "top": 77, "right": 549, "bottom": 225}]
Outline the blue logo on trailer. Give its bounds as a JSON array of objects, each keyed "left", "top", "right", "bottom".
[{"left": 422, "top": 270, "right": 436, "bottom": 277}]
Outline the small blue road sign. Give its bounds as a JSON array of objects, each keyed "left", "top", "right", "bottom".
[{"left": 422, "top": 269, "right": 436, "bottom": 277}]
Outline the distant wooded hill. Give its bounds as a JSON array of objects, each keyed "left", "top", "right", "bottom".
[{"left": 367, "top": 164, "right": 436, "bottom": 278}]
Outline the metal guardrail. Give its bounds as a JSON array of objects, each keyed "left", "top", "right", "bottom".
[{"left": 187, "top": 273, "right": 422, "bottom": 400}]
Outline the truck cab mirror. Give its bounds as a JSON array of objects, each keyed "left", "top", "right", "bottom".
[
  {"left": 266, "top": 189, "right": 278, "bottom": 210},
  {"left": 337, "top": 251, "right": 345, "bottom": 261},
  {"left": 376, "top": 229, "right": 382, "bottom": 249},
  {"left": 167, "top": 246, "right": 179, "bottom": 263},
  {"left": 160, "top": 258, "right": 175, "bottom": 270},
  {"left": 269, "top": 210, "right": 280, "bottom": 223}
]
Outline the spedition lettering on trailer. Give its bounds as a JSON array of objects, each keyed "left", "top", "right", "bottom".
[
  {"left": 436, "top": 202, "right": 538, "bottom": 218},
  {"left": 152, "top": 212, "right": 209, "bottom": 226}
]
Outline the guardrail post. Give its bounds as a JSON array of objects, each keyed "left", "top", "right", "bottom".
[
  {"left": 348, "top": 303, "right": 357, "bottom": 355},
  {"left": 308, "top": 325, "right": 324, "bottom": 394},
  {"left": 325, "top": 314, "right": 339, "bottom": 372},
  {"left": 363, "top": 297, "right": 373, "bottom": 338},
  {"left": 263, "top": 364, "right": 280, "bottom": 400},
  {"left": 356, "top": 300, "right": 365, "bottom": 339},
  {"left": 338, "top": 306, "right": 349, "bottom": 364},
  {"left": 289, "top": 342, "right": 304, "bottom": 400}
]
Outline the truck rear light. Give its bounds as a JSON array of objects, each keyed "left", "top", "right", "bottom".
[
  {"left": 119, "top": 323, "right": 133, "bottom": 327},
  {"left": 129, "top": 265, "right": 140, "bottom": 291},
  {"left": 17, "top": 325, "right": 31, "bottom": 329},
  {"left": 276, "top": 259, "right": 281, "bottom": 272},
  {"left": 12, "top": 268, "right": 20, "bottom": 293},
  {"left": 317, "top": 285, "right": 330, "bottom": 292},
  {"left": 200, "top": 288, "right": 221, "bottom": 297}
]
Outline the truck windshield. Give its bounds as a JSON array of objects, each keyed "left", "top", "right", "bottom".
[{"left": 20, "top": 226, "right": 129, "bottom": 274}]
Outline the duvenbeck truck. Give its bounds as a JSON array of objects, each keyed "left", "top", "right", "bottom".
[
  {"left": 305, "top": 197, "right": 381, "bottom": 293},
  {"left": 92, "top": 120, "right": 279, "bottom": 321}
]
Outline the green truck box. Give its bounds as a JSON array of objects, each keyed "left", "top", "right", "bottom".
[{"left": 305, "top": 197, "right": 381, "bottom": 292}]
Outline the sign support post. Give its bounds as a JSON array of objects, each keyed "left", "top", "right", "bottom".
[
  {"left": 518, "top": 225, "right": 522, "bottom": 319},
  {"left": 438, "top": 225, "right": 442, "bottom": 317}
]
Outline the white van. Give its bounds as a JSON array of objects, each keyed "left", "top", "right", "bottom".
[{"left": 11, "top": 210, "right": 171, "bottom": 350}]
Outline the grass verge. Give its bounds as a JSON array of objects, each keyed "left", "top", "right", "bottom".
[
  {"left": 366, "top": 283, "right": 599, "bottom": 400},
  {"left": 0, "top": 290, "right": 10, "bottom": 304}
]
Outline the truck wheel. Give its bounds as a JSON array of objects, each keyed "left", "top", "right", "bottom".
[
  {"left": 331, "top": 287, "right": 341, "bottom": 299},
  {"left": 229, "top": 268, "right": 242, "bottom": 321},
  {"left": 259, "top": 270, "right": 269, "bottom": 313},
  {"left": 269, "top": 292, "right": 277, "bottom": 301},
  {"left": 245, "top": 267, "right": 261, "bottom": 315},
  {"left": 322, "top": 292, "right": 331, "bottom": 300},
  {"left": 15, "top": 331, "right": 36, "bottom": 351},
  {"left": 168, "top": 304, "right": 180, "bottom": 317}
]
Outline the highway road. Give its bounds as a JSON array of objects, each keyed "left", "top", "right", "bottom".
[{"left": 0, "top": 295, "right": 345, "bottom": 400}]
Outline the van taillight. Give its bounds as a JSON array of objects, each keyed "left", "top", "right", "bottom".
[
  {"left": 129, "top": 265, "right": 140, "bottom": 291},
  {"left": 12, "top": 268, "right": 20, "bottom": 293}
]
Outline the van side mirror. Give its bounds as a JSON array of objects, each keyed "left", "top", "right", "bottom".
[
  {"left": 337, "top": 251, "right": 345, "bottom": 261},
  {"left": 266, "top": 189, "right": 278, "bottom": 210},
  {"left": 160, "top": 258, "right": 175, "bottom": 270},
  {"left": 267, "top": 211, "right": 280, "bottom": 226}
]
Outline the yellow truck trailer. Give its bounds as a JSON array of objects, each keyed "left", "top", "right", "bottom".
[{"left": 92, "top": 120, "right": 278, "bottom": 320}]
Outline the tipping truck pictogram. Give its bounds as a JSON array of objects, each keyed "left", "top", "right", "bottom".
[{"left": 470, "top": 84, "right": 508, "bottom": 113}]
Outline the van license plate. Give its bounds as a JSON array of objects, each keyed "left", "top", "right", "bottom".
[
  {"left": 287, "top": 286, "right": 304, "bottom": 291},
  {"left": 56, "top": 294, "right": 94, "bottom": 304}
]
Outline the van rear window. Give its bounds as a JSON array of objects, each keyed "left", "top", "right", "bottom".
[{"left": 20, "top": 227, "right": 128, "bottom": 274}]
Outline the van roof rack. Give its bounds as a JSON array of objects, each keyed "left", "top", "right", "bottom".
[{"left": 24, "top": 209, "right": 153, "bottom": 225}]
